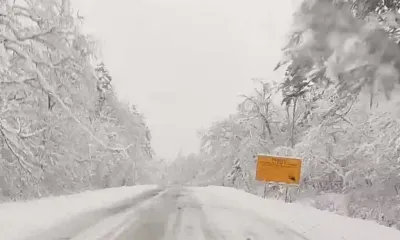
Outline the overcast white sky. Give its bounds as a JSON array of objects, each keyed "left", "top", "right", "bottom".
[{"left": 72, "top": 0, "right": 296, "bottom": 160}]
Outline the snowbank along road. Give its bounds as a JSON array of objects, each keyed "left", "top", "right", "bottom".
[{"left": 24, "top": 187, "right": 308, "bottom": 240}]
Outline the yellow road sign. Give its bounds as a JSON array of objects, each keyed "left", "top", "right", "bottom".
[{"left": 256, "top": 155, "right": 302, "bottom": 184}]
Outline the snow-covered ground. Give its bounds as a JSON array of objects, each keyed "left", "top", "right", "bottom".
[
  {"left": 0, "top": 185, "right": 400, "bottom": 240},
  {"left": 0, "top": 185, "right": 158, "bottom": 240},
  {"left": 192, "top": 186, "right": 400, "bottom": 240}
]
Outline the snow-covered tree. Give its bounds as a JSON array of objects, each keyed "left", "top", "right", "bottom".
[
  {"left": 276, "top": 0, "right": 400, "bottom": 108},
  {"left": 0, "top": 0, "right": 154, "bottom": 200}
]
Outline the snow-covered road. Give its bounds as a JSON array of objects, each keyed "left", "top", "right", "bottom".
[
  {"left": 3, "top": 185, "right": 400, "bottom": 240},
  {"left": 23, "top": 187, "right": 308, "bottom": 240}
]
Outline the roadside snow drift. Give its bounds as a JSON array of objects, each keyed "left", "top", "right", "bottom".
[
  {"left": 191, "top": 186, "right": 400, "bottom": 240},
  {"left": 0, "top": 185, "right": 158, "bottom": 240}
]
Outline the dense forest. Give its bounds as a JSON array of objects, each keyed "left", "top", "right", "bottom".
[{"left": 0, "top": 0, "right": 155, "bottom": 200}]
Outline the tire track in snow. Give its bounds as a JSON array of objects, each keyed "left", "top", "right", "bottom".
[
  {"left": 25, "top": 186, "right": 311, "bottom": 240},
  {"left": 24, "top": 187, "right": 164, "bottom": 240},
  {"left": 106, "top": 187, "right": 183, "bottom": 240},
  {"left": 163, "top": 189, "right": 223, "bottom": 240},
  {"left": 83, "top": 188, "right": 173, "bottom": 240}
]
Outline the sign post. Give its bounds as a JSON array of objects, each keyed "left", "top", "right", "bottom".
[{"left": 256, "top": 154, "right": 302, "bottom": 202}]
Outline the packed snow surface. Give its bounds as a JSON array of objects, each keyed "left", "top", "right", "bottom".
[{"left": 0, "top": 185, "right": 399, "bottom": 240}]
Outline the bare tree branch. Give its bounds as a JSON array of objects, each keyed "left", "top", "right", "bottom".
[
  {"left": 240, "top": 94, "right": 275, "bottom": 143},
  {"left": 0, "top": 125, "right": 33, "bottom": 174}
]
